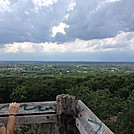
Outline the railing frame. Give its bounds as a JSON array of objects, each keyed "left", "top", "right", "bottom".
[{"left": 0, "top": 94, "right": 114, "bottom": 134}]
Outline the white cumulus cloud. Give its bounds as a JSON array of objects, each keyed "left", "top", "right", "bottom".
[
  {"left": 51, "top": 22, "right": 70, "bottom": 37},
  {"left": 3, "top": 42, "right": 36, "bottom": 53}
]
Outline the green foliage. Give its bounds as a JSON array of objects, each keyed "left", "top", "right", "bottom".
[
  {"left": 11, "top": 77, "right": 77, "bottom": 102},
  {"left": 0, "top": 77, "right": 18, "bottom": 102},
  {"left": 115, "top": 91, "right": 134, "bottom": 134},
  {"left": 15, "top": 124, "right": 41, "bottom": 134}
]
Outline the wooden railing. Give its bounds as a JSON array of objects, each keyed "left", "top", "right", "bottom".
[{"left": 0, "top": 94, "right": 114, "bottom": 134}]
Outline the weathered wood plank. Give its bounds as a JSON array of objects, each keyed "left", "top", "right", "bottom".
[
  {"left": 56, "top": 94, "right": 80, "bottom": 134},
  {"left": 0, "top": 114, "right": 57, "bottom": 125},
  {"left": 56, "top": 94, "right": 76, "bottom": 115},
  {"left": 76, "top": 100, "right": 114, "bottom": 134},
  {"left": 0, "top": 101, "right": 56, "bottom": 115}
]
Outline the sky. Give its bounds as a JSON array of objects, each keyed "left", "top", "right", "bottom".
[{"left": 0, "top": 0, "right": 134, "bottom": 61}]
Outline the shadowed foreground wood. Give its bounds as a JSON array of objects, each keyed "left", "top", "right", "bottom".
[
  {"left": 56, "top": 94, "right": 80, "bottom": 134},
  {"left": 41, "top": 123, "right": 56, "bottom": 134}
]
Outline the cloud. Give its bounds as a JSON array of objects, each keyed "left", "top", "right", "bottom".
[
  {"left": 0, "top": 0, "right": 11, "bottom": 12},
  {"left": 67, "top": 2, "right": 76, "bottom": 11},
  {"left": 62, "top": 0, "right": 134, "bottom": 42},
  {"left": 0, "top": 0, "right": 75, "bottom": 44},
  {"left": 51, "top": 22, "right": 69, "bottom": 37},
  {"left": 1, "top": 0, "right": 133, "bottom": 45},
  {"left": 33, "top": 0, "right": 58, "bottom": 12},
  {"left": 40, "top": 30, "right": 130, "bottom": 52},
  {"left": 2, "top": 42, "right": 36, "bottom": 53},
  {"left": 33, "top": 0, "right": 58, "bottom": 7},
  {"left": 1, "top": 31, "right": 134, "bottom": 54}
]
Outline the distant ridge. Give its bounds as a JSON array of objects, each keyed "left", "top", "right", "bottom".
[{"left": 0, "top": 61, "right": 134, "bottom": 65}]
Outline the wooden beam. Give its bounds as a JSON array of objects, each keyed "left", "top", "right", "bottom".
[
  {"left": 76, "top": 100, "right": 114, "bottom": 134},
  {"left": 0, "top": 101, "right": 56, "bottom": 125},
  {"left": 0, "top": 114, "right": 57, "bottom": 125},
  {"left": 0, "top": 101, "right": 56, "bottom": 115}
]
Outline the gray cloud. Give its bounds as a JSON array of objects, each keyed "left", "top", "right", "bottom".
[
  {"left": 62, "top": 0, "right": 134, "bottom": 41},
  {"left": 0, "top": 0, "right": 72, "bottom": 44},
  {"left": 0, "top": 0, "right": 134, "bottom": 45}
]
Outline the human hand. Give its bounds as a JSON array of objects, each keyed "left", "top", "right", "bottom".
[{"left": 8, "top": 102, "right": 20, "bottom": 115}]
